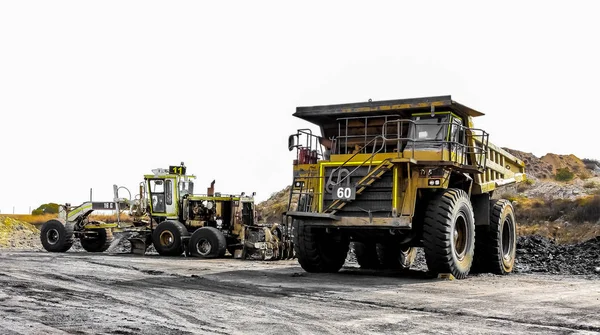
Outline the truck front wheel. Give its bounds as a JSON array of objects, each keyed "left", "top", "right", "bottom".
[
  {"left": 423, "top": 189, "right": 475, "bottom": 279},
  {"left": 293, "top": 220, "right": 349, "bottom": 273}
]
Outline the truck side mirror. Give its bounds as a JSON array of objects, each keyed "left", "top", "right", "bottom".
[{"left": 288, "top": 134, "right": 297, "bottom": 151}]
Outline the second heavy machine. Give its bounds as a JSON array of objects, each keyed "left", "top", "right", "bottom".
[{"left": 40, "top": 163, "right": 294, "bottom": 260}]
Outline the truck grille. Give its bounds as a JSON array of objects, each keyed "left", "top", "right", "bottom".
[{"left": 323, "top": 166, "right": 393, "bottom": 217}]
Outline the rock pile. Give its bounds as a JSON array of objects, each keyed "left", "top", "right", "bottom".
[
  {"left": 515, "top": 235, "right": 600, "bottom": 275},
  {"left": 0, "top": 216, "right": 43, "bottom": 250},
  {"left": 346, "top": 236, "right": 600, "bottom": 276}
]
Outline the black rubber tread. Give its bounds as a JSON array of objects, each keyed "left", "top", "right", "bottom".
[
  {"left": 379, "top": 244, "right": 417, "bottom": 270},
  {"left": 354, "top": 242, "right": 380, "bottom": 269},
  {"left": 422, "top": 188, "right": 475, "bottom": 279},
  {"left": 152, "top": 220, "right": 189, "bottom": 256},
  {"left": 293, "top": 220, "right": 349, "bottom": 273},
  {"left": 80, "top": 228, "right": 114, "bottom": 252},
  {"left": 189, "top": 226, "right": 227, "bottom": 258},
  {"left": 40, "top": 219, "right": 74, "bottom": 252},
  {"left": 487, "top": 200, "right": 517, "bottom": 274}
]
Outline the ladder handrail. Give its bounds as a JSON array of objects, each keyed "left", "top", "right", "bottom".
[{"left": 327, "top": 135, "right": 387, "bottom": 188}]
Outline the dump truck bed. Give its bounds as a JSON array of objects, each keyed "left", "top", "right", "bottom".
[{"left": 294, "top": 95, "right": 484, "bottom": 125}]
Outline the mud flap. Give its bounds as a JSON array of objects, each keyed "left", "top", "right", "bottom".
[{"left": 128, "top": 238, "right": 147, "bottom": 255}]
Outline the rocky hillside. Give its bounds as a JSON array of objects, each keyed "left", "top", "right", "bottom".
[{"left": 256, "top": 186, "right": 292, "bottom": 224}]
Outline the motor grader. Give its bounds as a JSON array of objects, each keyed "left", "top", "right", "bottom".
[
  {"left": 284, "top": 95, "right": 526, "bottom": 279},
  {"left": 39, "top": 163, "right": 294, "bottom": 260}
]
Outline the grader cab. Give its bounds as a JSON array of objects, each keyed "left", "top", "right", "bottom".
[{"left": 285, "top": 95, "right": 526, "bottom": 279}]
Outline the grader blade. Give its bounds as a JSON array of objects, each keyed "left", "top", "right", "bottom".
[{"left": 128, "top": 238, "right": 147, "bottom": 255}]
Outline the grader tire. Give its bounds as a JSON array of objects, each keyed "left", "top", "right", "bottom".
[
  {"left": 80, "top": 229, "right": 113, "bottom": 253},
  {"left": 354, "top": 242, "right": 380, "bottom": 269},
  {"left": 40, "top": 219, "right": 74, "bottom": 253},
  {"left": 423, "top": 189, "right": 475, "bottom": 279},
  {"left": 189, "top": 227, "right": 226, "bottom": 258},
  {"left": 152, "top": 220, "right": 189, "bottom": 256},
  {"left": 474, "top": 200, "right": 517, "bottom": 275},
  {"left": 293, "top": 220, "right": 349, "bottom": 273}
]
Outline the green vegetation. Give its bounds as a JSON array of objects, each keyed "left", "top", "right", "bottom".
[
  {"left": 572, "top": 195, "right": 600, "bottom": 223},
  {"left": 555, "top": 168, "right": 575, "bottom": 182},
  {"left": 515, "top": 195, "right": 600, "bottom": 224},
  {"left": 31, "top": 203, "right": 60, "bottom": 215}
]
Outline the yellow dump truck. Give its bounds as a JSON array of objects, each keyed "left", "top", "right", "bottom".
[{"left": 284, "top": 95, "right": 526, "bottom": 279}]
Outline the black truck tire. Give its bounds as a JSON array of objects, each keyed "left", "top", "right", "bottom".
[
  {"left": 152, "top": 220, "right": 189, "bottom": 256},
  {"left": 40, "top": 219, "right": 74, "bottom": 252},
  {"left": 80, "top": 229, "right": 113, "bottom": 252},
  {"left": 423, "top": 189, "right": 475, "bottom": 279},
  {"left": 189, "top": 227, "right": 227, "bottom": 258},
  {"left": 293, "top": 220, "right": 349, "bottom": 273},
  {"left": 476, "top": 199, "right": 517, "bottom": 275}
]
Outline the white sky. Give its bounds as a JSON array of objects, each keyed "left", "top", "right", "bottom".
[{"left": 1, "top": 1, "right": 598, "bottom": 214}]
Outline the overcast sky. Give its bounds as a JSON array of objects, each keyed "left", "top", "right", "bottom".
[{"left": 1, "top": 1, "right": 598, "bottom": 214}]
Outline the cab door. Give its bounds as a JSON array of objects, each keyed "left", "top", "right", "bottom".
[
  {"left": 163, "top": 177, "right": 178, "bottom": 217},
  {"left": 148, "top": 177, "right": 179, "bottom": 218}
]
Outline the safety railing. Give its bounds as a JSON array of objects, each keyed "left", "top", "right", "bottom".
[
  {"left": 382, "top": 119, "right": 489, "bottom": 171},
  {"left": 289, "top": 129, "right": 328, "bottom": 165},
  {"left": 287, "top": 171, "right": 323, "bottom": 213},
  {"left": 324, "top": 135, "right": 387, "bottom": 189}
]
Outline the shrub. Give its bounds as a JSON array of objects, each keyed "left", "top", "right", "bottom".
[
  {"left": 571, "top": 195, "right": 600, "bottom": 222},
  {"left": 515, "top": 198, "right": 575, "bottom": 223},
  {"left": 31, "top": 203, "right": 60, "bottom": 215},
  {"left": 517, "top": 178, "right": 534, "bottom": 192},
  {"left": 555, "top": 168, "right": 575, "bottom": 182}
]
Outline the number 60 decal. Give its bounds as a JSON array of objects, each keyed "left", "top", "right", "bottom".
[{"left": 333, "top": 186, "right": 356, "bottom": 200}]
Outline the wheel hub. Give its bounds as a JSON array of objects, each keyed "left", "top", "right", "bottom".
[
  {"left": 196, "top": 238, "right": 212, "bottom": 256},
  {"left": 502, "top": 217, "right": 514, "bottom": 260},
  {"left": 453, "top": 215, "right": 468, "bottom": 260},
  {"left": 159, "top": 231, "right": 175, "bottom": 247},
  {"left": 46, "top": 229, "right": 60, "bottom": 245}
]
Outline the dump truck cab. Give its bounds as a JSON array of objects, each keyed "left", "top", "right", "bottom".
[{"left": 286, "top": 95, "right": 526, "bottom": 279}]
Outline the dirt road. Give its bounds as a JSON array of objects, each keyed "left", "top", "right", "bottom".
[{"left": 1, "top": 251, "right": 599, "bottom": 335}]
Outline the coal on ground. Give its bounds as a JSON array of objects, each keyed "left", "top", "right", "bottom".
[
  {"left": 515, "top": 234, "right": 600, "bottom": 275},
  {"left": 346, "top": 236, "right": 600, "bottom": 276}
]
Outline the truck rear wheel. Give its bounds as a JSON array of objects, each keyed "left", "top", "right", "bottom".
[
  {"left": 80, "top": 229, "right": 113, "bottom": 252},
  {"left": 152, "top": 220, "right": 189, "bottom": 256},
  {"left": 189, "top": 227, "right": 227, "bottom": 258},
  {"left": 293, "top": 220, "right": 349, "bottom": 273},
  {"left": 354, "top": 242, "right": 416, "bottom": 270},
  {"left": 40, "top": 219, "right": 74, "bottom": 252},
  {"left": 354, "top": 242, "right": 380, "bottom": 269},
  {"left": 474, "top": 200, "right": 517, "bottom": 275},
  {"left": 379, "top": 244, "right": 416, "bottom": 270},
  {"left": 423, "top": 189, "right": 475, "bottom": 279}
]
